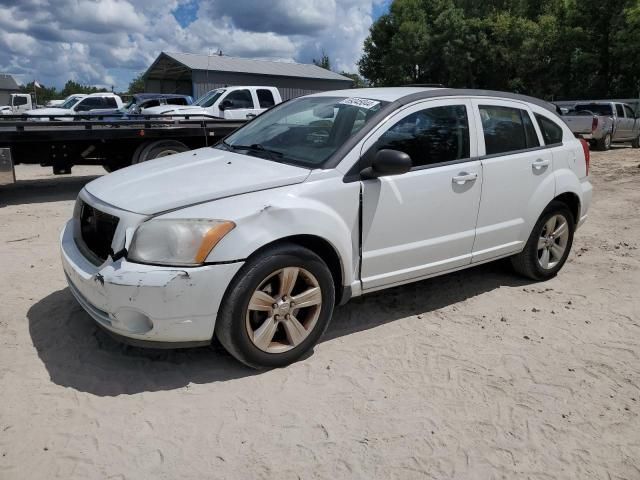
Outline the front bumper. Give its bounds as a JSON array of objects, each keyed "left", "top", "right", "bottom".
[{"left": 60, "top": 219, "right": 244, "bottom": 345}]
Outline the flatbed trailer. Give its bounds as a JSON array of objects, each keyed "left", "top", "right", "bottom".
[{"left": 0, "top": 113, "right": 245, "bottom": 185}]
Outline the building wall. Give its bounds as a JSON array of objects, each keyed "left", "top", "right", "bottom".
[
  {"left": 191, "top": 70, "right": 352, "bottom": 100},
  {"left": 0, "top": 90, "right": 20, "bottom": 106}
]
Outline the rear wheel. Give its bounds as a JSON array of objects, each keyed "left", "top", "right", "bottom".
[
  {"left": 215, "top": 243, "right": 335, "bottom": 369},
  {"left": 596, "top": 133, "right": 612, "bottom": 151},
  {"left": 632, "top": 135, "right": 640, "bottom": 148},
  {"left": 511, "top": 202, "right": 575, "bottom": 281},
  {"left": 134, "top": 140, "right": 189, "bottom": 164}
]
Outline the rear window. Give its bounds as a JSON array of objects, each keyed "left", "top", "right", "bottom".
[
  {"left": 257, "top": 89, "right": 276, "bottom": 108},
  {"left": 535, "top": 114, "right": 564, "bottom": 145},
  {"left": 574, "top": 104, "right": 613, "bottom": 116},
  {"left": 479, "top": 105, "right": 540, "bottom": 155}
]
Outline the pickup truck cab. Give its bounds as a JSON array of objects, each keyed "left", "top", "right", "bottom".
[
  {"left": 61, "top": 87, "right": 592, "bottom": 369},
  {"left": 0, "top": 93, "right": 33, "bottom": 114},
  {"left": 144, "top": 86, "right": 281, "bottom": 120},
  {"left": 26, "top": 93, "right": 123, "bottom": 118},
  {"left": 561, "top": 101, "right": 640, "bottom": 150}
]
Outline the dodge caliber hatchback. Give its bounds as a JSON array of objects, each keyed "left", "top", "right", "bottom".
[{"left": 61, "top": 88, "right": 592, "bottom": 368}]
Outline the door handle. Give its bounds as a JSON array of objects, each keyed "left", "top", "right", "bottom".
[
  {"left": 452, "top": 172, "right": 478, "bottom": 185},
  {"left": 246, "top": 113, "right": 257, "bottom": 119},
  {"left": 532, "top": 158, "right": 551, "bottom": 170}
]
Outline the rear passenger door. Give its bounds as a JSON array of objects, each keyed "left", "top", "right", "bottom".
[{"left": 471, "top": 100, "right": 555, "bottom": 263}]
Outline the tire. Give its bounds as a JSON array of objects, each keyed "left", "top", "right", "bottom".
[
  {"left": 632, "top": 135, "right": 640, "bottom": 149},
  {"left": 135, "top": 140, "right": 189, "bottom": 163},
  {"left": 511, "top": 201, "right": 575, "bottom": 281},
  {"left": 596, "top": 133, "right": 611, "bottom": 151},
  {"left": 215, "top": 243, "right": 335, "bottom": 369}
]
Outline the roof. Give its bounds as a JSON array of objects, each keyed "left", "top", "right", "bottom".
[
  {"left": 0, "top": 74, "right": 20, "bottom": 91},
  {"left": 152, "top": 52, "right": 353, "bottom": 83},
  {"left": 312, "top": 87, "right": 559, "bottom": 114}
]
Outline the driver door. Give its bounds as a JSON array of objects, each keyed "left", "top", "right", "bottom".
[{"left": 360, "top": 99, "right": 482, "bottom": 290}]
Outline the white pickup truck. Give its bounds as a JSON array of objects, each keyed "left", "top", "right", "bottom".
[
  {"left": 25, "top": 93, "right": 124, "bottom": 118},
  {"left": 143, "top": 86, "right": 282, "bottom": 120},
  {"left": 0, "top": 94, "right": 33, "bottom": 114}
]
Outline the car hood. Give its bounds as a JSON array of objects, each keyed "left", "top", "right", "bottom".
[
  {"left": 84, "top": 148, "right": 311, "bottom": 215},
  {"left": 25, "top": 108, "right": 72, "bottom": 115}
]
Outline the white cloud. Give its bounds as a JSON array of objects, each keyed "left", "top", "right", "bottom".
[{"left": 0, "top": 0, "right": 388, "bottom": 91}]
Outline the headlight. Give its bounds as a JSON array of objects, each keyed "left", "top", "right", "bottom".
[{"left": 128, "top": 219, "right": 235, "bottom": 266}]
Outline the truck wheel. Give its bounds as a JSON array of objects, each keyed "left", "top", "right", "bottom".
[
  {"left": 596, "top": 133, "right": 611, "bottom": 151},
  {"left": 511, "top": 201, "right": 575, "bottom": 281},
  {"left": 215, "top": 243, "right": 335, "bottom": 369},
  {"left": 134, "top": 140, "right": 189, "bottom": 164},
  {"left": 632, "top": 135, "right": 640, "bottom": 149}
]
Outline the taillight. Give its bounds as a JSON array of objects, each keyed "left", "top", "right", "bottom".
[
  {"left": 579, "top": 138, "right": 590, "bottom": 176},
  {"left": 591, "top": 116, "right": 598, "bottom": 132}
]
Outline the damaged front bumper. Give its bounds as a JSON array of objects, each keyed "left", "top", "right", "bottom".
[{"left": 60, "top": 220, "right": 243, "bottom": 346}]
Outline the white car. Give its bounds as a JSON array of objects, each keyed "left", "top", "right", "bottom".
[
  {"left": 143, "top": 86, "right": 282, "bottom": 120},
  {"left": 26, "top": 93, "right": 123, "bottom": 118},
  {"left": 61, "top": 87, "right": 592, "bottom": 368}
]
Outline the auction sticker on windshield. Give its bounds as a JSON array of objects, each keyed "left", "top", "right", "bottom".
[{"left": 339, "top": 98, "right": 380, "bottom": 109}]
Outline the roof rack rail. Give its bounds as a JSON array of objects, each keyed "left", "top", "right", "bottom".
[{"left": 403, "top": 83, "right": 445, "bottom": 88}]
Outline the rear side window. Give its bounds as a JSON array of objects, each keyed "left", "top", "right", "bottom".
[
  {"left": 376, "top": 104, "right": 470, "bottom": 168},
  {"left": 534, "top": 114, "right": 564, "bottom": 145},
  {"left": 257, "top": 89, "right": 276, "bottom": 108},
  {"left": 624, "top": 105, "right": 635, "bottom": 118},
  {"left": 479, "top": 105, "right": 539, "bottom": 155}
]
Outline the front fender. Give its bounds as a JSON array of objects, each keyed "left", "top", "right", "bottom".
[{"left": 159, "top": 177, "right": 361, "bottom": 287}]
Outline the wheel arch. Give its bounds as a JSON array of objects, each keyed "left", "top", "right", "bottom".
[
  {"left": 240, "top": 234, "right": 346, "bottom": 305},
  {"left": 552, "top": 191, "right": 581, "bottom": 225}
]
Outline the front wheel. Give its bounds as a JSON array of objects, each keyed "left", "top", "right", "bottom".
[
  {"left": 511, "top": 202, "right": 575, "bottom": 281},
  {"left": 632, "top": 135, "right": 640, "bottom": 149},
  {"left": 215, "top": 243, "right": 335, "bottom": 369}
]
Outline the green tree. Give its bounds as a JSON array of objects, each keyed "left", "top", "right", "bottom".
[
  {"left": 128, "top": 72, "right": 146, "bottom": 93},
  {"left": 313, "top": 51, "right": 331, "bottom": 70},
  {"left": 358, "top": 0, "right": 640, "bottom": 99},
  {"left": 340, "top": 71, "right": 369, "bottom": 87}
]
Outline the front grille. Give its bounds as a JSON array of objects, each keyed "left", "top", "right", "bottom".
[{"left": 77, "top": 201, "right": 119, "bottom": 263}]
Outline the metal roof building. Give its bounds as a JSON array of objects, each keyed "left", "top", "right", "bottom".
[
  {"left": 143, "top": 51, "right": 354, "bottom": 101},
  {"left": 0, "top": 74, "right": 20, "bottom": 105}
]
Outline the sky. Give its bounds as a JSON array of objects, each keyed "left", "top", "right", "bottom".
[{"left": 0, "top": 0, "right": 392, "bottom": 92}]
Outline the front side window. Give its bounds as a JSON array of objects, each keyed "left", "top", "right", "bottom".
[
  {"left": 75, "top": 98, "right": 102, "bottom": 111},
  {"left": 616, "top": 104, "right": 624, "bottom": 117},
  {"left": 223, "top": 90, "right": 254, "bottom": 110},
  {"left": 13, "top": 96, "right": 27, "bottom": 106},
  {"left": 219, "top": 96, "right": 387, "bottom": 168},
  {"left": 535, "top": 114, "right": 564, "bottom": 145},
  {"left": 479, "top": 105, "right": 539, "bottom": 155},
  {"left": 257, "top": 89, "right": 276, "bottom": 108},
  {"left": 375, "top": 105, "right": 470, "bottom": 168}
]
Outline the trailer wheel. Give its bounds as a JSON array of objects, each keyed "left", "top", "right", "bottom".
[{"left": 134, "top": 140, "right": 189, "bottom": 164}]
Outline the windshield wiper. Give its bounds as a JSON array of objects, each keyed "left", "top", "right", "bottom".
[{"left": 224, "top": 142, "right": 284, "bottom": 160}]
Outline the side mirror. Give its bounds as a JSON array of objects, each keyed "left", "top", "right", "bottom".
[
  {"left": 361, "top": 149, "right": 412, "bottom": 179},
  {"left": 219, "top": 99, "right": 233, "bottom": 111}
]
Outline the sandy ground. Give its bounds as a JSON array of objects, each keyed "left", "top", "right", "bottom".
[{"left": 0, "top": 150, "right": 639, "bottom": 480}]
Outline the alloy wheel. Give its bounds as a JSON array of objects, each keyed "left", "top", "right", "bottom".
[
  {"left": 537, "top": 214, "right": 570, "bottom": 270},
  {"left": 245, "top": 267, "right": 323, "bottom": 353}
]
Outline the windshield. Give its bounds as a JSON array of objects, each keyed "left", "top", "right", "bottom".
[
  {"left": 218, "top": 96, "right": 387, "bottom": 168},
  {"left": 60, "top": 96, "right": 83, "bottom": 109},
  {"left": 195, "top": 89, "right": 226, "bottom": 107},
  {"left": 573, "top": 104, "right": 613, "bottom": 116}
]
